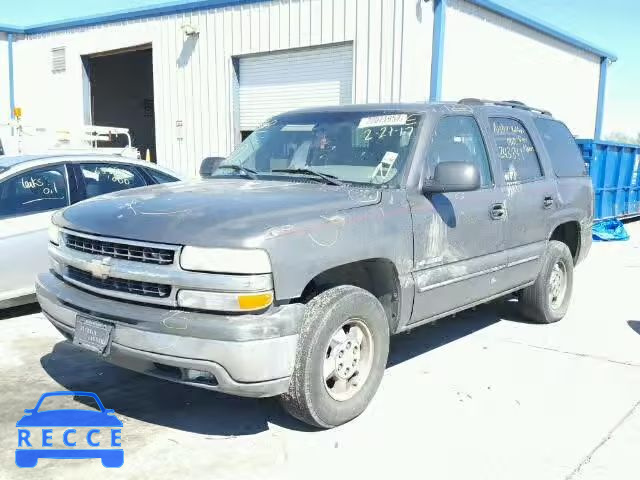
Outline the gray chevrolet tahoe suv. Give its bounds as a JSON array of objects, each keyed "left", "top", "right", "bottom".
[{"left": 37, "top": 100, "right": 592, "bottom": 428}]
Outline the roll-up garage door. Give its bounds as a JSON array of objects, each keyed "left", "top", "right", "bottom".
[{"left": 238, "top": 44, "right": 353, "bottom": 131}]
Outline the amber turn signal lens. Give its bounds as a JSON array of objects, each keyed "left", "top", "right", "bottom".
[{"left": 237, "top": 292, "right": 273, "bottom": 311}]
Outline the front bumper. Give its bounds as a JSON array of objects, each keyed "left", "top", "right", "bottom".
[{"left": 36, "top": 272, "right": 305, "bottom": 397}]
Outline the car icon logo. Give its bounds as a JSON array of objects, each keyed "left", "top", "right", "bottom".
[{"left": 15, "top": 391, "right": 123, "bottom": 468}]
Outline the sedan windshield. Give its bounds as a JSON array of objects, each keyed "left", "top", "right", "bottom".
[{"left": 216, "top": 111, "right": 422, "bottom": 186}]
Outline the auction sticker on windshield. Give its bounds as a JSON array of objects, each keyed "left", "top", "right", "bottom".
[
  {"left": 281, "top": 124, "right": 316, "bottom": 131},
  {"left": 358, "top": 114, "right": 408, "bottom": 128},
  {"left": 15, "top": 391, "right": 123, "bottom": 468}
]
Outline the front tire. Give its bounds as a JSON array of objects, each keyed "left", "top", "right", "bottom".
[
  {"left": 280, "top": 285, "right": 390, "bottom": 428},
  {"left": 519, "top": 240, "right": 574, "bottom": 324}
]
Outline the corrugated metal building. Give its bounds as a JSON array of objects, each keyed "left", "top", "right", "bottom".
[{"left": 1, "top": 0, "right": 616, "bottom": 177}]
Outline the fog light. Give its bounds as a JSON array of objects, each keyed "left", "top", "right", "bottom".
[{"left": 183, "top": 369, "right": 217, "bottom": 385}]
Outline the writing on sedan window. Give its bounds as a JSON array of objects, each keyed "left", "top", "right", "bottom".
[
  {"left": 110, "top": 176, "right": 132, "bottom": 186},
  {"left": 21, "top": 176, "right": 61, "bottom": 196}
]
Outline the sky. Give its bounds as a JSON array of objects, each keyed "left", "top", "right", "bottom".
[{"left": 1, "top": 0, "right": 638, "bottom": 138}]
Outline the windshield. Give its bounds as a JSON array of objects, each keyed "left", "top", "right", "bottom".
[{"left": 217, "top": 111, "right": 422, "bottom": 186}]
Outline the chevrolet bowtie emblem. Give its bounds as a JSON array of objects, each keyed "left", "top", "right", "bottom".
[{"left": 88, "top": 257, "right": 112, "bottom": 280}]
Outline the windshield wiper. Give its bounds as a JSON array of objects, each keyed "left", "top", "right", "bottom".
[
  {"left": 271, "top": 168, "right": 343, "bottom": 186},
  {"left": 216, "top": 164, "right": 258, "bottom": 179}
]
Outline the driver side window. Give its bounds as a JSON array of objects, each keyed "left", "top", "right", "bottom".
[
  {"left": 428, "top": 116, "right": 492, "bottom": 188},
  {"left": 0, "top": 164, "right": 69, "bottom": 218}
]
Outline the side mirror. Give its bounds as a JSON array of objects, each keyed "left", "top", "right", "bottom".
[
  {"left": 200, "top": 157, "right": 225, "bottom": 177},
  {"left": 24, "top": 409, "right": 34, "bottom": 414},
  {"left": 422, "top": 161, "right": 481, "bottom": 194}
]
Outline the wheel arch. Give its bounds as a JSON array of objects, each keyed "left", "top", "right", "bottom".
[
  {"left": 298, "top": 258, "right": 402, "bottom": 332},
  {"left": 548, "top": 220, "right": 581, "bottom": 264}
]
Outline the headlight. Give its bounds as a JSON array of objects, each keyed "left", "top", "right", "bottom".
[
  {"left": 48, "top": 223, "right": 61, "bottom": 246},
  {"left": 180, "top": 247, "right": 271, "bottom": 274},
  {"left": 177, "top": 290, "right": 273, "bottom": 312}
]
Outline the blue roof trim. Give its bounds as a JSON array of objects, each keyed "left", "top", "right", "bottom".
[
  {"left": 0, "top": 0, "right": 617, "bottom": 61},
  {"left": 0, "top": 0, "right": 264, "bottom": 34},
  {"left": 465, "top": 0, "right": 617, "bottom": 61},
  {"left": 0, "top": 24, "right": 24, "bottom": 34}
]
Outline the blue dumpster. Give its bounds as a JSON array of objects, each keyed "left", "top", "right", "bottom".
[{"left": 576, "top": 139, "right": 640, "bottom": 221}]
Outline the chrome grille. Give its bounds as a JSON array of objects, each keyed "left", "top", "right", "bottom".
[
  {"left": 65, "top": 233, "right": 175, "bottom": 265},
  {"left": 67, "top": 266, "right": 171, "bottom": 298}
]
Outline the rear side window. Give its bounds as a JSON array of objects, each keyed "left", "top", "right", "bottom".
[
  {"left": 0, "top": 165, "right": 69, "bottom": 217},
  {"left": 534, "top": 118, "right": 586, "bottom": 177},
  {"left": 145, "top": 168, "right": 179, "bottom": 184},
  {"left": 78, "top": 163, "right": 147, "bottom": 199},
  {"left": 490, "top": 117, "right": 542, "bottom": 183}
]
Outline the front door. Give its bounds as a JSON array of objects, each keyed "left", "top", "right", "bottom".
[
  {"left": 0, "top": 164, "right": 70, "bottom": 302},
  {"left": 409, "top": 115, "right": 507, "bottom": 324}
]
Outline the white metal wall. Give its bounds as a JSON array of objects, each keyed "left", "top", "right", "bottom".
[
  {"left": 238, "top": 43, "right": 354, "bottom": 130},
  {"left": 442, "top": 0, "right": 600, "bottom": 138},
  {"left": 0, "top": 33, "right": 9, "bottom": 119},
  {"left": 12, "top": 0, "right": 434, "bottom": 177}
]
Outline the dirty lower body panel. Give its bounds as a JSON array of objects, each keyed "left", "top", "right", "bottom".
[{"left": 36, "top": 272, "right": 305, "bottom": 397}]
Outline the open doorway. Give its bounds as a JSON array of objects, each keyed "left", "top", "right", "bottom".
[{"left": 84, "top": 46, "right": 156, "bottom": 162}]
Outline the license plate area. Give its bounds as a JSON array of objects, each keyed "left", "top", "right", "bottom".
[{"left": 73, "top": 316, "right": 113, "bottom": 355}]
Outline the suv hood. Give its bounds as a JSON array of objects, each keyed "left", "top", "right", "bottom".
[{"left": 57, "top": 179, "right": 381, "bottom": 247}]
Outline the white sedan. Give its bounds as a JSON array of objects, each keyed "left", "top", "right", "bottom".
[{"left": 0, "top": 154, "right": 181, "bottom": 308}]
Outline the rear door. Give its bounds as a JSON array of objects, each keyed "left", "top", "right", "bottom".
[
  {"left": 0, "top": 164, "right": 71, "bottom": 301},
  {"left": 73, "top": 162, "right": 149, "bottom": 200},
  {"left": 487, "top": 116, "right": 555, "bottom": 286}
]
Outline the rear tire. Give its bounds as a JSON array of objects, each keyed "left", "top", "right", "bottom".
[
  {"left": 279, "top": 285, "right": 390, "bottom": 428},
  {"left": 519, "top": 240, "right": 574, "bottom": 324}
]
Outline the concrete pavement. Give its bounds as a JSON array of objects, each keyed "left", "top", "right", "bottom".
[{"left": 1, "top": 221, "right": 639, "bottom": 479}]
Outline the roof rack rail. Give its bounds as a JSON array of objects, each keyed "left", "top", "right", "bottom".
[
  {"left": 457, "top": 98, "right": 552, "bottom": 116},
  {"left": 458, "top": 98, "right": 485, "bottom": 105}
]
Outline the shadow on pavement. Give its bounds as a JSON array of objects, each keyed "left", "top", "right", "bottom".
[
  {"left": 41, "top": 341, "right": 290, "bottom": 436},
  {"left": 628, "top": 321, "right": 640, "bottom": 335},
  {"left": 40, "top": 298, "right": 528, "bottom": 435},
  {"left": 388, "top": 297, "right": 529, "bottom": 367},
  {"left": 0, "top": 302, "right": 41, "bottom": 320}
]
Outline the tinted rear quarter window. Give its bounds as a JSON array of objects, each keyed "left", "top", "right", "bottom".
[{"left": 534, "top": 118, "right": 586, "bottom": 177}]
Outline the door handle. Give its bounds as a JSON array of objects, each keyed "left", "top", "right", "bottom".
[
  {"left": 543, "top": 195, "right": 554, "bottom": 209},
  {"left": 490, "top": 203, "right": 506, "bottom": 220}
]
